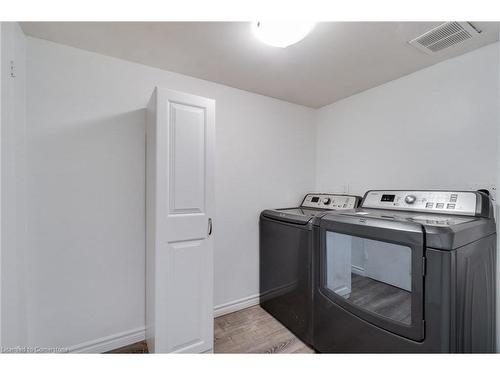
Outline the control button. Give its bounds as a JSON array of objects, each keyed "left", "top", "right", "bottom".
[
  {"left": 450, "top": 194, "right": 457, "bottom": 203},
  {"left": 447, "top": 203, "right": 456, "bottom": 209},
  {"left": 405, "top": 195, "right": 417, "bottom": 204},
  {"left": 426, "top": 202, "right": 434, "bottom": 208},
  {"left": 436, "top": 203, "right": 444, "bottom": 209},
  {"left": 322, "top": 198, "right": 331, "bottom": 205}
]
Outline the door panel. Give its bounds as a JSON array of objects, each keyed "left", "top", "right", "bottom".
[
  {"left": 168, "top": 102, "right": 206, "bottom": 214},
  {"left": 167, "top": 240, "right": 208, "bottom": 352},
  {"left": 147, "top": 88, "right": 215, "bottom": 353}
]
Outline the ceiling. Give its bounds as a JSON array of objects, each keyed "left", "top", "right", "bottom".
[{"left": 21, "top": 22, "right": 499, "bottom": 108}]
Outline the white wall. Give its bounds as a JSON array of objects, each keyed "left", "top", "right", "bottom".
[
  {"left": 25, "top": 36, "right": 315, "bottom": 350},
  {"left": 1, "top": 22, "right": 28, "bottom": 348},
  {"left": 316, "top": 43, "right": 498, "bottom": 197}
]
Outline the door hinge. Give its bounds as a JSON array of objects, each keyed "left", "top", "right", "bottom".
[
  {"left": 208, "top": 218, "right": 213, "bottom": 236},
  {"left": 10, "top": 60, "right": 16, "bottom": 78},
  {"left": 422, "top": 257, "right": 426, "bottom": 276}
]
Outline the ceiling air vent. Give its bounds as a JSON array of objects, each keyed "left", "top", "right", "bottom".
[{"left": 409, "top": 22, "right": 481, "bottom": 54}]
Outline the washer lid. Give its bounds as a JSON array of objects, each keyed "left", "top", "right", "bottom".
[{"left": 261, "top": 207, "right": 329, "bottom": 225}]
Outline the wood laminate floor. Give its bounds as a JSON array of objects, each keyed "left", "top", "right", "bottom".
[
  {"left": 108, "top": 305, "right": 314, "bottom": 354},
  {"left": 214, "top": 305, "right": 314, "bottom": 353}
]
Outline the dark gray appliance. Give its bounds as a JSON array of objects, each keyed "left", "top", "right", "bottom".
[
  {"left": 260, "top": 193, "right": 361, "bottom": 346},
  {"left": 314, "top": 190, "right": 496, "bottom": 353}
]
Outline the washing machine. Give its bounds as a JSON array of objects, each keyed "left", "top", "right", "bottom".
[
  {"left": 314, "top": 190, "right": 496, "bottom": 353},
  {"left": 260, "top": 193, "right": 361, "bottom": 347}
]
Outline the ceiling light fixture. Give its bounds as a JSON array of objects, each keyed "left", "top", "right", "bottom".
[{"left": 251, "top": 21, "right": 316, "bottom": 48}]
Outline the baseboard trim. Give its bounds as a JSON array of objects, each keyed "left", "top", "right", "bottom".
[
  {"left": 214, "top": 294, "right": 260, "bottom": 318},
  {"left": 66, "top": 295, "right": 260, "bottom": 353},
  {"left": 68, "top": 327, "right": 146, "bottom": 353}
]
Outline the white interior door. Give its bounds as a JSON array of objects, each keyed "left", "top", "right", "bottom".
[{"left": 146, "top": 87, "right": 215, "bottom": 353}]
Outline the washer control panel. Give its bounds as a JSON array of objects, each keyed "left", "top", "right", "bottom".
[
  {"left": 362, "top": 190, "right": 478, "bottom": 216},
  {"left": 301, "top": 193, "right": 359, "bottom": 210}
]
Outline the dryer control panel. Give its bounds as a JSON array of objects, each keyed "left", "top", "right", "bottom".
[
  {"left": 362, "top": 190, "right": 478, "bottom": 216},
  {"left": 301, "top": 193, "right": 359, "bottom": 210}
]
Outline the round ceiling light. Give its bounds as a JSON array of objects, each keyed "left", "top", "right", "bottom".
[{"left": 251, "top": 21, "right": 316, "bottom": 48}]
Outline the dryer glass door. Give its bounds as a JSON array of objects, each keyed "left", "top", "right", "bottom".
[
  {"left": 319, "top": 216, "right": 425, "bottom": 341},
  {"left": 325, "top": 233, "right": 412, "bottom": 325}
]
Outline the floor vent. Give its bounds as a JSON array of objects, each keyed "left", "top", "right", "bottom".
[{"left": 409, "top": 22, "right": 481, "bottom": 54}]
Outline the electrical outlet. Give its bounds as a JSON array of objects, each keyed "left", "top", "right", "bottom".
[
  {"left": 10, "top": 60, "right": 15, "bottom": 78},
  {"left": 489, "top": 186, "right": 497, "bottom": 202}
]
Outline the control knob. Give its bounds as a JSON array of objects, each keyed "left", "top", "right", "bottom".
[
  {"left": 322, "top": 197, "right": 331, "bottom": 205},
  {"left": 405, "top": 195, "right": 417, "bottom": 204}
]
